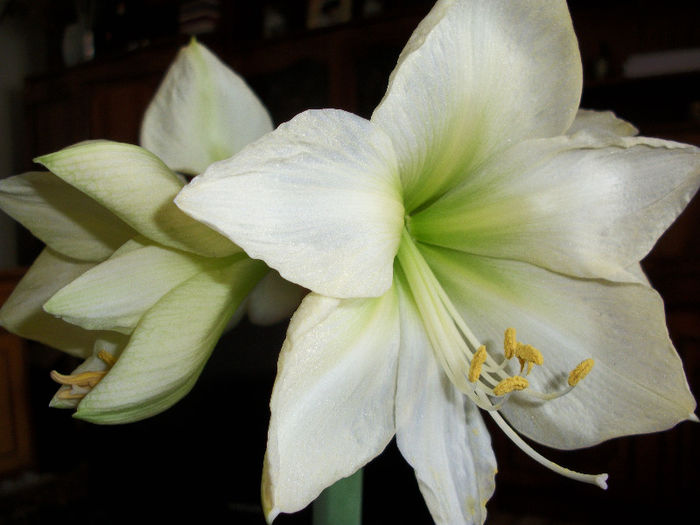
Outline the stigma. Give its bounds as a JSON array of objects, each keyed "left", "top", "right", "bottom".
[{"left": 51, "top": 350, "right": 116, "bottom": 400}]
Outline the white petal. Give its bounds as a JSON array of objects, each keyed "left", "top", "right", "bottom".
[
  {"left": 372, "top": 0, "right": 581, "bottom": 211},
  {"left": 45, "top": 242, "right": 215, "bottom": 334},
  {"left": 0, "top": 248, "right": 112, "bottom": 357},
  {"left": 421, "top": 245, "right": 696, "bottom": 449},
  {"left": 177, "top": 109, "right": 404, "bottom": 298},
  {"left": 395, "top": 279, "right": 496, "bottom": 525},
  {"left": 36, "top": 140, "right": 237, "bottom": 257},
  {"left": 247, "top": 270, "right": 307, "bottom": 326},
  {"left": 75, "top": 256, "right": 266, "bottom": 424},
  {"left": 412, "top": 135, "right": 700, "bottom": 283},
  {"left": 0, "top": 171, "right": 134, "bottom": 261},
  {"left": 140, "top": 39, "right": 273, "bottom": 175},
  {"left": 567, "top": 109, "right": 638, "bottom": 138},
  {"left": 262, "top": 289, "right": 399, "bottom": 521}
]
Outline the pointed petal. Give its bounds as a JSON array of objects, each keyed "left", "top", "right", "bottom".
[
  {"left": 567, "top": 109, "right": 638, "bottom": 138},
  {"left": 262, "top": 289, "right": 400, "bottom": 519},
  {"left": 372, "top": 0, "right": 581, "bottom": 211},
  {"left": 177, "top": 109, "right": 404, "bottom": 298},
  {"left": 422, "top": 245, "right": 696, "bottom": 449},
  {"left": 413, "top": 135, "right": 700, "bottom": 283},
  {"left": 45, "top": 242, "right": 216, "bottom": 334},
  {"left": 247, "top": 270, "right": 307, "bottom": 326},
  {"left": 140, "top": 39, "right": 273, "bottom": 175},
  {"left": 395, "top": 277, "right": 496, "bottom": 525},
  {"left": 74, "top": 256, "right": 266, "bottom": 424},
  {"left": 36, "top": 140, "right": 238, "bottom": 258},
  {"left": 0, "top": 248, "right": 112, "bottom": 357},
  {"left": 0, "top": 171, "right": 134, "bottom": 261}
]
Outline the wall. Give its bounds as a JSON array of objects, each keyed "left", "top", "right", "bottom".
[{"left": 0, "top": 2, "right": 47, "bottom": 268}]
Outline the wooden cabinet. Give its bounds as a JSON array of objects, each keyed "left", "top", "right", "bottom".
[
  {"left": 0, "top": 271, "right": 32, "bottom": 475},
  {"left": 7, "top": 3, "right": 700, "bottom": 523}
]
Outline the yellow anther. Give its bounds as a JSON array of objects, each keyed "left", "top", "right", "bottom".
[
  {"left": 515, "top": 343, "right": 544, "bottom": 365},
  {"left": 515, "top": 343, "right": 544, "bottom": 375},
  {"left": 50, "top": 351, "right": 117, "bottom": 401},
  {"left": 493, "top": 376, "right": 529, "bottom": 396},
  {"left": 504, "top": 328, "right": 517, "bottom": 359},
  {"left": 468, "top": 345, "right": 488, "bottom": 383},
  {"left": 568, "top": 358, "right": 595, "bottom": 386},
  {"left": 50, "top": 370, "right": 107, "bottom": 388},
  {"left": 97, "top": 350, "right": 117, "bottom": 367},
  {"left": 56, "top": 388, "right": 88, "bottom": 400}
]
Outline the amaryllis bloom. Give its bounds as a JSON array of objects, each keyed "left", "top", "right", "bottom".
[
  {"left": 0, "top": 40, "right": 302, "bottom": 423},
  {"left": 176, "top": 1, "right": 699, "bottom": 523}
]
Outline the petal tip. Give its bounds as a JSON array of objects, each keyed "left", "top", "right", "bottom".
[
  {"left": 33, "top": 153, "right": 50, "bottom": 166},
  {"left": 265, "top": 508, "right": 280, "bottom": 524}
]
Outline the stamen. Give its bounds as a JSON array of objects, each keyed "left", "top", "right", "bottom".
[
  {"left": 50, "top": 370, "right": 107, "bottom": 388},
  {"left": 568, "top": 359, "right": 595, "bottom": 386},
  {"left": 489, "top": 410, "right": 608, "bottom": 490},
  {"left": 504, "top": 328, "right": 517, "bottom": 359},
  {"left": 50, "top": 350, "right": 117, "bottom": 401},
  {"left": 468, "top": 346, "right": 487, "bottom": 382},
  {"left": 56, "top": 389, "right": 88, "bottom": 400},
  {"left": 97, "top": 350, "right": 117, "bottom": 367},
  {"left": 493, "top": 376, "right": 529, "bottom": 396},
  {"left": 397, "top": 229, "right": 609, "bottom": 490},
  {"left": 515, "top": 343, "right": 543, "bottom": 375}
]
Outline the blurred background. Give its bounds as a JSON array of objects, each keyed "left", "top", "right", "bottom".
[{"left": 0, "top": 0, "right": 698, "bottom": 523}]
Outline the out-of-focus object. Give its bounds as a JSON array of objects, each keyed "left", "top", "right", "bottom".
[
  {"left": 179, "top": 0, "right": 220, "bottom": 36},
  {"left": 61, "top": 0, "right": 95, "bottom": 66},
  {"left": 0, "top": 269, "right": 32, "bottom": 476},
  {"left": 307, "top": 0, "right": 353, "bottom": 29},
  {"left": 623, "top": 48, "right": 700, "bottom": 78}
]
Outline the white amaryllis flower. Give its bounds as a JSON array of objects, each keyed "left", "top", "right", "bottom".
[
  {"left": 0, "top": 40, "right": 302, "bottom": 423},
  {"left": 176, "top": 1, "right": 700, "bottom": 523}
]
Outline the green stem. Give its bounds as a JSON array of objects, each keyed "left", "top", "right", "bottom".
[{"left": 312, "top": 469, "right": 363, "bottom": 525}]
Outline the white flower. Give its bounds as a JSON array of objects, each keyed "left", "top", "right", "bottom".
[
  {"left": 176, "top": 1, "right": 699, "bottom": 523},
  {"left": 0, "top": 41, "right": 303, "bottom": 423}
]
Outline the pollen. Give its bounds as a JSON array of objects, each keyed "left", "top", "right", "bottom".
[
  {"left": 56, "top": 390, "right": 88, "bottom": 400},
  {"left": 568, "top": 358, "right": 595, "bottom": 386},
  {"left": 50, "top": 370, "right": 107, "bottom": 388},
  {"left": 97, "top": 349, "right": 117, "bottom": 367},
  {"left": 515, "top": 343, "right": 544, "bottom": 375},
  {"left": 493, "top": 375, "right": 529, "bottom": 396},
  {"left": 504, "top": 328, "right": 517, "bottom": 359},
  {"left": 468, "top": 345, "right": 488, "bottom": 382},
  {"left": 51, "top": 350, "right": 117, "bottom": 401}
]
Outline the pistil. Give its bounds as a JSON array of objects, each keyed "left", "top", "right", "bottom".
[{"left": 396, "top": 228, "right": 607, "bottom": 488}]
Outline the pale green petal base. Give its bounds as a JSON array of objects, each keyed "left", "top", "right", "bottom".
[{"left": 75, "top": 257, "right": 266, "bottom": 424}]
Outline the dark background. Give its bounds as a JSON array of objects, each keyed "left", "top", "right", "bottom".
[{"left": 0, "top": 1, "right": 699, "bottom": 523}]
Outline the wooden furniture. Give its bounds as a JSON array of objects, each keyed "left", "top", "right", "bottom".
[
  {"left": 6, "top": 2, "right": 700, "bottom": 523},
  {"left": 0, "top": 270, "right": 32, "bottom": 475}
]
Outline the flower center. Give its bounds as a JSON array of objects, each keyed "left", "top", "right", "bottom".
[
  {"left": 396, "top": 228, "right": 607, "bottom": 489},
  {"left": 51, "top": 350, "right": 116, "bottom": 400}
]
